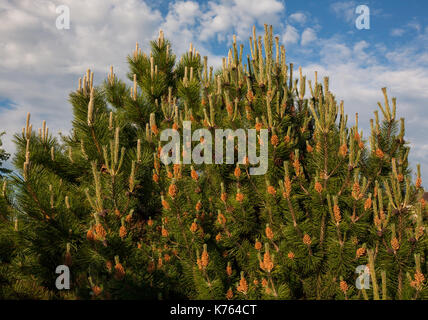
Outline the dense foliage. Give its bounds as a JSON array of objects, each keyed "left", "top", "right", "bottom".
[
  {"left": 0, "top": 132, "right": 11, "bottom": 177},
  {"left": 1, "top": 26, "right": 426, "bottom": 300}
]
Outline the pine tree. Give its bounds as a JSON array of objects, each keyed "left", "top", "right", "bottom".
[
  {"left": 0, "top": 132, "right": 51, "bottom": 299},
  {"left": 0, "top": 132, "right": 11, "bottom": 177},
  {"left": 0, "top": 133, "right": 16, "bottom": 298},
  {"left": 8, "top": 25, "right": 427, "bottom": 300},
  {"left": 0, "top": 134, "right": 15, "bottom": 298}
]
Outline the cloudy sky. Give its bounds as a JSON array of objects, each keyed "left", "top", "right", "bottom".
[{"left": 1, "top": 0, "right": 428, "bottom": 182}]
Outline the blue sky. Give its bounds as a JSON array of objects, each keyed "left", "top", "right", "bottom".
[{"left": 1, "top": 0, "right": 428, "bottom": 183}]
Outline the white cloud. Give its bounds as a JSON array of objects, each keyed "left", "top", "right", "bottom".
[
  {"left": 289, "top": 12, "right": 307, "bottom": 25},
  {"left": 390, "top": 20, "right": 424, "bottom": 38},
  {"left": 0, "top": 0, "right": 164, "bottom": 157},
  {"left": 0, "top": 0, "right": 163, "bottom": 74},
  {"left": 408, "top": 21, "right": 422, "bottom": 33},
  {"left": 330, "top": 1, "right": 356, "bottom": 24},
  {"left": 391, "top": 28, "right": 405, "bottom": 37},
  {"left": 301, "top": 28, "right": 317, "bottom": 46},
  {"left": 198, "top": 0, "right": 284, "bottom": 43},
  {"left": 161, "top": 1, "right": 202, "bottom": 53},
  {"left": 283, "top": 25, "right": 299, "bottom": 45}
]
